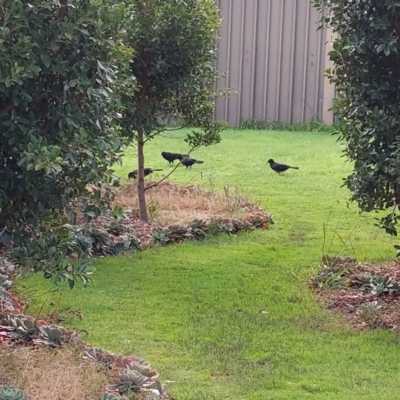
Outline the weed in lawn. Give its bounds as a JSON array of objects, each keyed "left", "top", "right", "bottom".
[
  {"left": 148, "top": 199, "right": 160, "bottom": 220},
  {"left": 221, "top": 185, "right": 243, "bottom": 215},
  {"left": 356, "top": 301, "right": 382, "bottom": 324},
  {"left": 309, "top": 256, "right": 357, "bottom": 290}
]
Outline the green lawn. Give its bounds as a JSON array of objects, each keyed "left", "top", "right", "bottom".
[{"left": 20, "top": 130, "right": 400, "bottom": 400}]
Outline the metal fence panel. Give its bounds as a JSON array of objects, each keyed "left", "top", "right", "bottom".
[{"left": 215, "top": 0, "right": 332, "bottom": 127}]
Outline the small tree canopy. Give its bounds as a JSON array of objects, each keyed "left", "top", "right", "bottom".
[
  {"left": 312, "top": 0, "right": 400, "bottom": 237},
  {"left": 119, "top": 0, "right": 225, "bottom": 221}
]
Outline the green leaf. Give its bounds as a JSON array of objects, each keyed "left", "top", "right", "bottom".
[
  {"left": 69, "top": 79, "right": 79, "bottom": 88},
  {"left": 35, "top": 161, "right": 47, "bottom": 171},
  {"left": 1, "top": 230, "right": 12, "bottom": 245},
  {"left": 47, "top": 246, "right": 57, "bottom": 256},
  {"left": 40, "top": 52, "right": 51, "bottom": 68},
  {"left": 50, "top": 41, "right": 61, "bottom": 52}
]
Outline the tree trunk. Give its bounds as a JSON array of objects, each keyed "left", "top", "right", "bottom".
[{"left": 137, "top": 128, "right": 148, "bottom": 222}]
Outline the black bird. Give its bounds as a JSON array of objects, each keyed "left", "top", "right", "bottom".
[
  {"left": 128, "top": 168, "right": 163, "bottom": 180},
  {"left": 180, "top": 156, "right": 204, "bottom": 169},
  {"left": 161, "top": 151, "right": 189, "bottom": 165},
  {"left": 267, "top": 159, "right": 299, "bottom": 173}
]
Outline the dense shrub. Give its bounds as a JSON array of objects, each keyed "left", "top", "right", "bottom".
[
  {"left": 312, "top": 1, "right": 400, "bottom": 239},
  {"left": 0, "top": 0, "right": 134, "bottom": 285}
]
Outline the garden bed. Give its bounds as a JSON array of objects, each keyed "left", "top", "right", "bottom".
[
  {"left": 309, "top": 256, "right": 400, "bottom": 332},
  {"left": 85, "top": 181, "right": 273, "bottom": 250}
]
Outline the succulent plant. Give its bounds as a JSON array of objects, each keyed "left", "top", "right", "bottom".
[
  {"left": 106, "top": 369, "right": 154, "bottom": 396},
  {"left": 150, "top": 212, "right": 274, "bottom": 247},
  {"left": 62, "top": 233, "right": 93, "bottom": 258},
  {"left": 151, "top": 229, "right": 170, "bottom": 245},
  {"left": 309, "top": 262, "right": 353, "bottom": 290},
  {"left": 0, "top": 385, "right": 29, "bottom": 400},
  {"left": 141, "top": 380, "right": 173, "bottom": 399},
  {"left": 216, "top": 221, "right": 234, "bottom": 234},
  {"left": 83, "top": 346, "right": 160, "bottom": 380},
  {"left": 106, "top": 221, "right": 126, "bottom": 236},
  {"left": 123, "top": 360, "right": 159, "bottom": 380},
  {"left": 348, "top": 272, "right": 400, "bottom": 296},
  {"left": 99, "top": 393, "right": 125, "bottom": 400},
  {"left": 356, "top": 301, "right": 381, "bottom": 314},
  {"left": 83, "top": 346, "right": 123, "bottom": 367},
  {"left": 0, "top": 314, "right": 38, "bottom": 342},
  {"left": 113, "top": 354, "right": 144, "bottom": 367},
  {"left": 110, "top": 233, "right": 141, "bottom": 255},
  {"left": 347, "top": 273, "right": 372, "bottom": 290},
  {"left": 370, "top": 275, "right": 400, "bottom": 296},
  {"left": 356, "top": 301, "right": 382, "bottom": 323},
  {"left": 33, "top": 324, "right": 74, "bottom": 347},
  {"left": 14, "top": 319, "right": 37, "bottom": 342}
]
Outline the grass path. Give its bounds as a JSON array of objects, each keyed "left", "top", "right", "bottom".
[{"left": 20, "top": 130, "right": 400, "bottom": 399}]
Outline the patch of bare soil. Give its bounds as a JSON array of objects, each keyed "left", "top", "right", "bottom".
[
  {"left": 0, "top": 345, "right": 109, "bottom": 400},
  {"left": 310, "top": 257, "right": 400, "bottom": 332}
]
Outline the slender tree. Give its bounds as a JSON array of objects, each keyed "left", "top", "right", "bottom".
[{"left": 119, "top": 0, "right": 225, "bottom": 222}]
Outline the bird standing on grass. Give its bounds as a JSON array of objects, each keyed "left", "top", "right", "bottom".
[
  {"left": 161, "top": 151, "right": 189, "bottom": 165},
  {"left": 180, "top": 156, "right": 204, "bottom": 169},
  {"left": 128, "top": 168, "right": 163, "bottom": 180},
  {"left": 267, "top": 159, "right": 299, "bottom": 173}
]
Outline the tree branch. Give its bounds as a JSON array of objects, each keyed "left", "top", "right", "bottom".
[
  {"left": 144, "top": 146, "right": 195, "bottom": 191},
  {"left": 163, "top": 124, "right": 190, "bottom": 132},
  {"left": 143, "top": 123, "right": 190, "bottom": 144},
  {"left": 144, "top": 162, "right": 182, "bottom": 191},
  {"left": 55, "top": 0, "right": 69, "bottom": 22}
]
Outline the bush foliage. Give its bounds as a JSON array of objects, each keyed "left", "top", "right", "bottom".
[
  {"left": 0, "top": 0, "right": 225, "bottom": 285},
  {"left": 0, "top": 0, "right": 131, "bottom": 234},
  {"left": 312, "top": 1, "right": 400, "bottom": 238},
  {"left": 0, "top": 0, "right": 136, "bottom": 284}
]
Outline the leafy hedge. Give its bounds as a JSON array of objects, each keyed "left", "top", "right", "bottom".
[
  {"left": 0, "top": 0, "right": 135, "bottom": 286},
  {"left": 312, "top": 0, "right": 400, "bottom": 240}
]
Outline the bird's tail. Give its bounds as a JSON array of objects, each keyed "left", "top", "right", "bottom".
[
  {"left": 290, "top": 166, "right": 299, "bottom": 169},
  {"left": 152, "top": 169, "right": 163, "bottom": 171},
  {"left": 195, "top": 160, "right": 204, "bottom": 164}
]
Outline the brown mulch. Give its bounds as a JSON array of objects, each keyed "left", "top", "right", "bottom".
[{"left": 314, "top": 260, "right": 400, "bottom": 332}]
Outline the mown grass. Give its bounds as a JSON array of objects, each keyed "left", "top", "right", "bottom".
[{"left": 19, "top": 130, "right": 400, "bottom": 400}]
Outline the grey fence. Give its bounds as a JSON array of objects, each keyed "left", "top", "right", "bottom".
[{"left": 214, "top": 0, "right": 335, "bottom": 127}]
